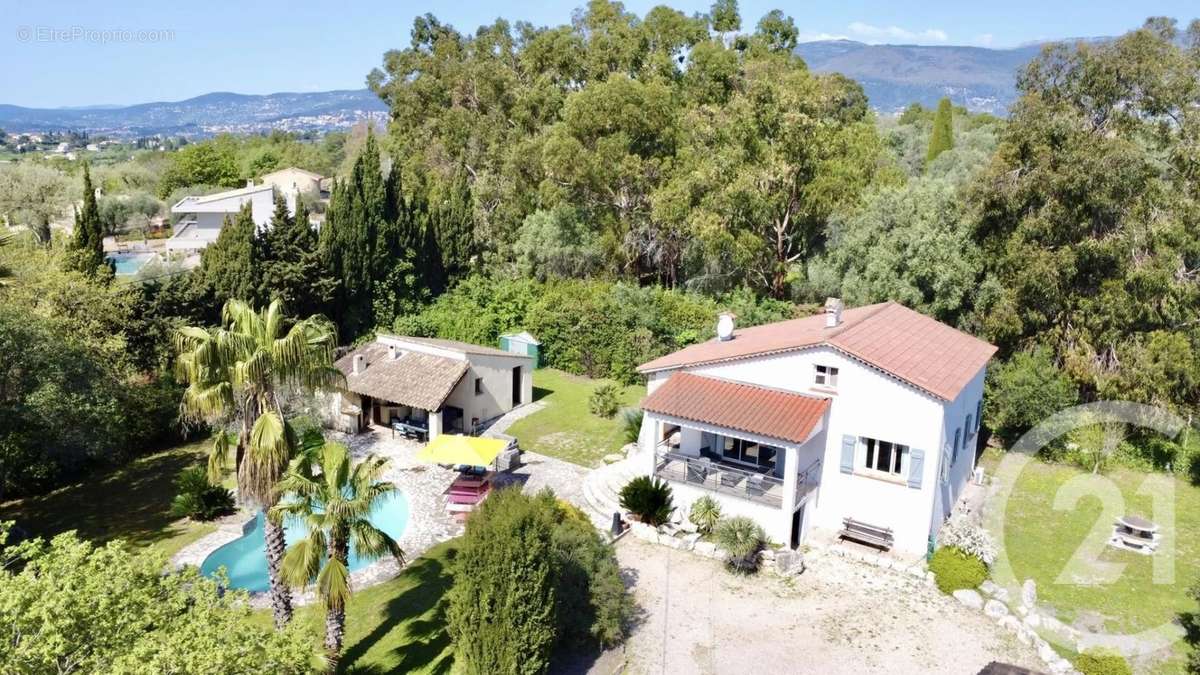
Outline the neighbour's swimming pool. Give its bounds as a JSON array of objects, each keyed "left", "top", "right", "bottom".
[
  {"left": 107, "top": 252, "right": 155, "bottom": 275},
  {"left": 200, "top": 490, "right": 409, "bottom": 592}
]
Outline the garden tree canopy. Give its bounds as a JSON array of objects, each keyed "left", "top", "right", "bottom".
[
  {"left": 812, "top": 178, "right": 980, "bottom": 323},
  {"left": 157, "top": 136, "right": 241, "bottom": 197},
  {"left": 260, "top": 194, "right": 335, "bottom": 319},
  {"left": 367, "top": 0, "right": 884, "bottom": 296},
  {"left": 0, "top": 240, "right": 181, "bottom": 500},
  {"left": 0, "top": 162, "right": 70, "bottom": 243},
  {"left": 0, "top": 525, "right": 314, "bottom": 674},
  {"left": 970, "top": 18, "right": 1200, "bottom": 415}
]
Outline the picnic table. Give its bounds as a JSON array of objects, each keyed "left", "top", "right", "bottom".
[{"left": 390, "top": 418, "right": 428, "bottom": 442}]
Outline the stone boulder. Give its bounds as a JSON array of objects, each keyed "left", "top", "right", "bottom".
[
  {"left": 980, "top": 580, "right": 998, "bottom": 596},
  {"left": 953, "top": 589, "right": 984, "bottom": 610},
  {"left": 1021, "top": 579, "right": 1037, "bottom": 608},
  {"left": 984, "top": 599, "right": 1009, "bottom": 619},
  {"left": 774, "top": 549, "right": 806, "bottom": 576}
]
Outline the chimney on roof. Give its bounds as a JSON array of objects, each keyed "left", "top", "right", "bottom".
[
  {"left": 824, "top": 298, "right": 844, "bottom": 328},
  {"left": 352, "top": 353, "right": 365, "bottom": 375},
  {"left": 716, "top": 312, "right": 736, "bottom": 342},
  {"left": 387, "top": 344, "right": 399, "bottom": 360},
  {"left": 246, "top": 179, "right": 255, "bottom": 188}
]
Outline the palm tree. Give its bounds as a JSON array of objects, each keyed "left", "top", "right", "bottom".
[
  {"left": 271, "top": 441, "right": 405, "bottom": 672},
  {"left": 174, "top": 299, "right": 341, "bottom": 629}
]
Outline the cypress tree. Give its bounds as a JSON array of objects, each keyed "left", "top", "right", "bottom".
[
  {"left": 66, "top": 162, "right": 108, "bottom": 275},
  {"left": 926, "top": 97, "right": 955, "bottom": 164},
  {"left": 199, "top": 204, "right": 258, "bottom": 304},
  {"left": 433, "top": 170, "right": 475, "bottom": 287},
  {"left": 260, "top": 193, "right": 333, "bottom": 317}
]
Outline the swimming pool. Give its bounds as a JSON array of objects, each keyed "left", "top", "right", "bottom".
[
  {"left": 200, "top": 490, "right": 409, "bottom": 592},
  {"left": 107, "top": 252, "right": 155, "bottom": 275}
]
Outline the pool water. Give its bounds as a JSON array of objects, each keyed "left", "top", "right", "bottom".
[
  {"left": 200, "top": 490, "right": 409, "bottom": 592},
  {"left": 107, "top": 252, "right": 154, "bottom": 275}
]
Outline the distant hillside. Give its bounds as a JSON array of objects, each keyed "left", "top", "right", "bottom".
[
  {"left": 795, "top": 40, "right": 1050, "bottom": 114},
  {"left": 0, "top": 89, "right": 389, "bottom": 137}
]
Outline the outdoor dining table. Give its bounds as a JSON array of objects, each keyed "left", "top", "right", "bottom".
[{"left": 390, "top": 419, "right": 428, "bottom": 442}]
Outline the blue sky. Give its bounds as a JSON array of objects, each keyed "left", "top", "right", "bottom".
[{"left": 2, "top": 0, "right": 1195, "bottom": 107}]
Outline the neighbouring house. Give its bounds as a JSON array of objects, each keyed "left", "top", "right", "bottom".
[
  {"left": 635, "top": 299, "right": 997, "bottom": 557},
  {"left": 166, "top": 182, "right": 281, "bottom": 252},
  {"left": 259, "top": 167, "right": 324, "bottom": 198},
  {"left": 330, "top": 334, "right": 534, "bottom": 441},
  {"left": 166, "top": 167, "right": 323, "bottom": 252}
]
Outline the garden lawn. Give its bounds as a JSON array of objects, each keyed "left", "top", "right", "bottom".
[
  {"left": 265, "top": 540, "right": 460, "bottom": 674},
  {"left": 0, "top": 440, "right": 222, "bottom": 558},
  {"left": 506, "top": 368, "right": 644, "bottom": 467},
  {"left": 982, "top": 450, "right": 1200, "bottom": 673}
]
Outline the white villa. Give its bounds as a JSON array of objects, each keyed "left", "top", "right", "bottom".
[
  {"left": 635, "top": 299, "right": 996, "bottom": 557},
  {"left": 166, "top": 167, "right": 322, "bottom": 252},
  {"left": 330, "top": 334, "right": 534, "bottom": 441}
]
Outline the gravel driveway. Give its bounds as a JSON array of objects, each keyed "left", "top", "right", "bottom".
[{"left": 615, "top": 537, "right": 1040, "bottom": 675}]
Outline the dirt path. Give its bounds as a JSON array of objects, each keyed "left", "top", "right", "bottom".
[{"left": 616, "top": 538, "right": 1040, "bottom": 675}]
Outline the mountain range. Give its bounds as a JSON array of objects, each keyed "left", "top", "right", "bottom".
[
  {"left": 0, "top": 89, "right": 388, "bottom": 137},
  {"left": 0, "top": 39, "right": 1072, "bottom": 136},
  {"left": 794, "top": 39, "right": 1050, "bottom": 114}
]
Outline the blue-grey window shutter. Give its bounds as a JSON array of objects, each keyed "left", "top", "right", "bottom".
[
  {"left": 840, "top": 435, "right": 856, "bottom": 474},
  {"left": 908, "top": 448, "right": 925, "bottom": 489}
]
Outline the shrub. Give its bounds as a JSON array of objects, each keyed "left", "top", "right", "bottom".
[
  {"left": 618, "top": 476, "right": 674, "bottom": 526},
  {"left": 984, "top": 347, "right": 1078, "bottom": 446},
  {"left": 928, "top": 546, "right": 988, "bottom": 594},
  {"left": 169, "top": 466, "right": 235, "bottom": 521},
  {"left": 715, "top": 516, "right": 765, "bottom": 573},
  {"left": 688, "top": 496, "right": 722, "bottom": 535},
  {"left": 1075, "top": 649, "right": 1131, "bottom": 675},
  {"left": 447, "top": 488, "right": 558, "bottom": 674},
  {"left": 447, "top": 488, "right": 632, "bottom": 673},
  {"left": 539, "top": 492, "right": 633, "bottom": 649},
  {"left": 588, "top": 383, "right": 621, "bottom": 418},
  {"left": 620, "top": 408, "right": 644, "bottom": 445},
  {"left": 937, "top": 514, "right": 996, "bottom": 565}
]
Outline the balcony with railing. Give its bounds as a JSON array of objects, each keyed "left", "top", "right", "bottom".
[{"left": 653, "top": 446, "right": 820, "bottom": 509}]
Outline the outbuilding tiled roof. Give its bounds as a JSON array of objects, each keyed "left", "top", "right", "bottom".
[
  {"left": 335, "top": 343, "right": 469, "bottom": 411},
  {"left": 641, "top": 373, "right": 830, "bottom": 445},
  {"left": 637, "top": 302, "right": 996, "bottom": 401}
]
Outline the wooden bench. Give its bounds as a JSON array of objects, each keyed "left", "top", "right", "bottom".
[{"left": 839, "top": 517, "right": 894, "bottom": 550}]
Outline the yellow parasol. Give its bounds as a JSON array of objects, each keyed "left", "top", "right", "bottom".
[{"left": 415, "top": 434, "right": 507, "bottom": 467}]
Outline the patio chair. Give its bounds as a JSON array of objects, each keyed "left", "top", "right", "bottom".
[
  {"left": 686, "top": 460, "right": 708, "bottom": 484},
  {"left": 746, "top": 474, "right": 765, "bottom": 497},
  {"left": 720, "top": 471, "right": 743, "bottom": 489}
]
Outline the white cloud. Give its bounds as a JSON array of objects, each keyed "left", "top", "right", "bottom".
[
  {"left": 974, "top": 33, "right": 995, "bottom": 47},
  {"left": 847, "top": 21, "right": 949, "bottom": 44},
  {"left": 796, "top": 31, "right": 851, "bottom": 43}
]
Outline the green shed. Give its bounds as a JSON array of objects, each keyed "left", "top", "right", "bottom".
[{"left": 499, "top": 331, "right": 541, "bottom": 368}]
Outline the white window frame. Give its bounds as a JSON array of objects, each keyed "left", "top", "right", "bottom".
[
  {"left": 814, "top": 364, "right": 839, "bottom": 388},
  {"left": 859, "top": 436, "right": 909, "bottom": 480}
]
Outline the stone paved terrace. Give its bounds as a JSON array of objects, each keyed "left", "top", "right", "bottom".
[{"left": 171, "top": 424, "right": 590, "bottom": 608}]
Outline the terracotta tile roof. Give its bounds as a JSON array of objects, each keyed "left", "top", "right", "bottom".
[
  {"left": 379, "top": 334, "right": 532, "bottom": 360},
  {"left": 335, "top": 343, "right": 469, "bottom": 411},
  {"left": 638, "top": 302, "right": 997, "bottom": 401},
  {"left": 641, "top": 373, "right": 830, "bottom": 445}
]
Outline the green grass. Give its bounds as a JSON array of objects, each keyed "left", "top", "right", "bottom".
[
  {"left": 260, "top": 540, "right": 460, "bottom": 674},
  {"left": 982, "top": 449, "right": 1200, "bottom": 673},
  {"left": 506, "top": 368, "right": 644, "bottom": 467},
  {"left": 0, "top": 440, "right": 222, "bottom": 558}
]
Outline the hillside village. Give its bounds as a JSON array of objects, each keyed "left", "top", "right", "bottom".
[{"left": 2, "top": 4, "right": 1200, "bottom": 675}]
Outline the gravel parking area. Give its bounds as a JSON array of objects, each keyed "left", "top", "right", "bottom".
[{"left": 615, "top": 537, "right": 1041, "bottom": 675}]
